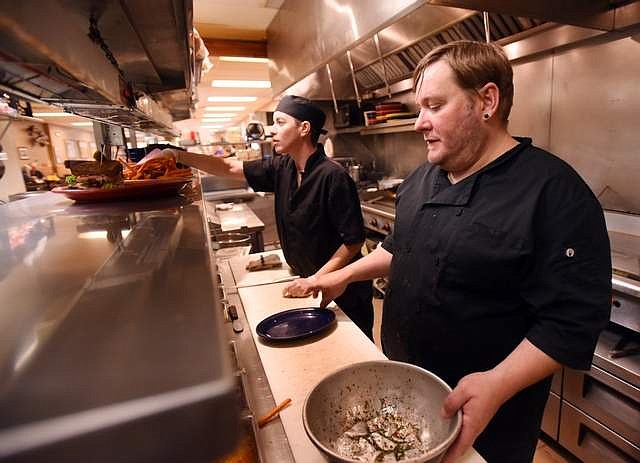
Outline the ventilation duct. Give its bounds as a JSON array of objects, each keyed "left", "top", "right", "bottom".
[
  {"left": 353, "top": 11, "right": 545, "bottom": 91},
  {"left": 0, "top": 0, "right": 194, "bottom": 137}
]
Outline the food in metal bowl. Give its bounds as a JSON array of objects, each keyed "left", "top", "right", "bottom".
[{"left": 303, "top": 360, "right": 461, "bottom": 463}]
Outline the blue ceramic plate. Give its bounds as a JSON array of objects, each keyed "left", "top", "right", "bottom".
[{"left": 256, "top": 307, "right": 336, "bottom": 342}]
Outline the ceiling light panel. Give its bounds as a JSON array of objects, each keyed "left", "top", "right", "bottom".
[
  {"left": 208, "top": 96, "right": 258, "bottom": 102},
  {"left": 200, "top": 113, "right": 236, "bottom": 118},
  {"left": 204, "top": 106, "right": 245, "bottom": 111},
  {"left": 212, "top": 80, "right": 271, "bottom": 88},
  {"left": 218, "top": 56, "right": 269, "bottom": 63}
]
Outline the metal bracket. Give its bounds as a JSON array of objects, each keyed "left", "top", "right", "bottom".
[
  {"left": 346, "top": 50, "right": 362, "bottom": 108},
  {"left": 483, "top": 11, "right": 491, "bottom": 43},
  {"left": 373, "top": 33, "right": 391, "bottom": 98},
  {"left": 325, "top": 63, "right": 339, "bottom": 114}
]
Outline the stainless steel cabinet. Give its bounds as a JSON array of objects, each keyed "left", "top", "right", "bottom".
[
  {"left": 563, "top": 366, "right": 640, "bottom": 447},
  {"left": 559, "top": 402, "right": 640, "bottom": 463}
]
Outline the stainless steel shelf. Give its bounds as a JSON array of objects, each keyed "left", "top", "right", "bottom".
[{"left": 335, "top": 117, "right": 417, "bottom": 136}]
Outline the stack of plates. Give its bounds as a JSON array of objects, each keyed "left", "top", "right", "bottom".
[{"left": 373, "top": 103, "right": 415, "bottom": 123}]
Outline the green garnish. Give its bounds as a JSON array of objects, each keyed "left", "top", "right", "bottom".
[{"left": 65, "top": 175, "right": 77, "bottom": 185}]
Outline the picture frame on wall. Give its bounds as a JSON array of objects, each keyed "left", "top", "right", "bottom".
[
  {"left": 65, "top": 140, "right": 79, "bottom": 159},
  {"left": 53, "top": 146, "right": 64, "bottom": 164},
  {"left": 18, "top": 146, "right": 29, "bottom": 160},
  {"left": 78, "top": 141, "right": 90, "bottom": 159}
]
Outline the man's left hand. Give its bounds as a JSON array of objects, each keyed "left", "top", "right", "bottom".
[{"left": 439, "top": 369, "right": 509, "bottom": 463}]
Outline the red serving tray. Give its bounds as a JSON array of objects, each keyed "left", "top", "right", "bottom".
[{"left": 52, "top": 178, "right": 192, "bottom": 202}]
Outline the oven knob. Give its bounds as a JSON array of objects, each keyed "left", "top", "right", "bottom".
[
  {"left": 369, "top": 218, "right": 378, "bottom": 227},
  {"left": 382, "top": 223, "right": 391, "bottom": 232}
]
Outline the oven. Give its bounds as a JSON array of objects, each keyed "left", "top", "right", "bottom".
[
  {"left": 541, "top": 214, "right": 640, "bottom": 462},
  {"left": 360, "top": 190, "right": 397, "bottom": 296}
]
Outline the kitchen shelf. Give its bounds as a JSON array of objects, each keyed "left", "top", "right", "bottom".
[
  {"left": 334, "top": 118, "right": 417, "bottom": 136},
  {"left": 0, "top": 113, "right": 45, "bottom": 123}
]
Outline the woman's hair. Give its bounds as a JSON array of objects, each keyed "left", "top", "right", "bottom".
[{"left": 413, "top": 40, "right": 514, "bottom": 123}]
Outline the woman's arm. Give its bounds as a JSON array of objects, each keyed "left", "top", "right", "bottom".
[{"left": 163, "top": 148, "right": 245, "bottom": 179}]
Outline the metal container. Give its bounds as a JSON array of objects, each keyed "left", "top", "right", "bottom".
[
  {"left": 303, "top": 360, "right": 461, "bottom": 463},
  {"left": 348, "top": 165, "right": 361, "bottom": 183},
  {"left": 212, "top": 232, "right": 251, "bottom": 250}
]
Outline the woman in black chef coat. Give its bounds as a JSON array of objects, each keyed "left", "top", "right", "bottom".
[
  {"left": 162, "top": 95, "right": 374, "bottom": 339},
  {"left": 297, "top": 41, "right": 611, "bottom": 463}
]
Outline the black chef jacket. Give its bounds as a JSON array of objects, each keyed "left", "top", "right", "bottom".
[
  {"left": 243, "top": 145, "right": 373, "bottom": 337},
  {"left": 381, "top": 137, "right": 611, "bottom": 462}
]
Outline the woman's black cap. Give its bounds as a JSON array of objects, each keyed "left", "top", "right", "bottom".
[{"left": 275, "top": 95, "right": 327, "bottom": 134}]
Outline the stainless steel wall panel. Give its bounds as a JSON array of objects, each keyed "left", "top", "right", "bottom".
[
  {"left": 509, "top": 57, "right": 553, "bottom": 149},
  {"left": 548, "top": 37, "right": 640, "bottom": 214}
]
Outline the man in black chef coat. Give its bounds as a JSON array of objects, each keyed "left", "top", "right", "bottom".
[
  {"left": 297, "top": 41, "right": 611, "bottom": 462},
  {"left": 161, "top": 95, "right": 374, "bottom": 339}
]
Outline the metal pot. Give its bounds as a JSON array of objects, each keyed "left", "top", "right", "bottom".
[
  {"left": 348, "top": 165, "right": 361, "bottom": 183},
  {"left": 303, "top": 360, "right": 461, "bottom": 463}
]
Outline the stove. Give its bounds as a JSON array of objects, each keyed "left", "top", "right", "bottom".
[{"left": 360, "top": 191, "right": 396, "bottom": 236}]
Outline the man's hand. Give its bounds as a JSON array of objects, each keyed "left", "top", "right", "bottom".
[
  {"left": 439, "top": 369, "right": 509, "bottom": 463},
  {"left": 282, "top": 278, "right": 314, "bottom": 298},
  {"left": 303, "top": 272, "right": 349, "bottom": 307}
]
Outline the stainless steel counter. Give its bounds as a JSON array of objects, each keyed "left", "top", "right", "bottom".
[{"left": 0, "top": 193, "right": 238, "bottom": 462}]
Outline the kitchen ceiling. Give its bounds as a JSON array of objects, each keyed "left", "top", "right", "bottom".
[{"left": 175, "top": 0, "right": 285, "bottom": 142}]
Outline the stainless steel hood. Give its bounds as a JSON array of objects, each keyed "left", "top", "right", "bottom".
[
  {"left": 270, "top": 0, "right": 640, "bottom": 102},
  {"left": 281, "top": 3, "right": 543, "bottom": 100},
  {"left": 423, "top": 0, "right": 640, "bottom": 31},
  {"left": 267, "top": 0, "right": 428, "bottom": 97},
  {"left": 0, "top": 0, "right": 194, "bottom": 137}
]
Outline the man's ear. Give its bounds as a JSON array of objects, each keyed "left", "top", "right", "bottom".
[{"left": 477, "top": 82, "right": 500, "bottom": 118}]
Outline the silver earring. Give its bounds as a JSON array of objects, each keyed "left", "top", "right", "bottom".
[{"left": 483, "top": 113, "right": 490, "bottom": 120}]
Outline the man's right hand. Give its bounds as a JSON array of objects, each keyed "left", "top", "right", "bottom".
[{"left": 307, "top": 271, "right": 349, "bottom": 307}]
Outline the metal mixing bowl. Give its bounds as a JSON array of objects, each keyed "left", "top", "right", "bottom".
[{"left": 303, "top": 360, "right": 461, "bottom": 463}]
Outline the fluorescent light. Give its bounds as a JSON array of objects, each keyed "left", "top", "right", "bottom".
[
  {"left": 218, "top": 56, "right": 269, "bottom": 63},
  {"left": 202, "top": 125, "right": 224, "bottom": 129},
  {"left": 212, "top": 80, "right": 271, "bottom": 89},
  {"left": 208, "top": 96, "right": 257, "bottom": 102},
  {"left": 202, "top": 118, "right": 232, "bottom": 123},
  {"left": 71, "top": 122, "right": 93, "bottom": 126},
  {"left": 200, "top": 113, "right": 236, "bottom": 118},
  {"left": 204, "top": 106, "right": 245, "bottom": 111},
  {"left": 33, "top": 112, "right": 69, "bottom": 117}
]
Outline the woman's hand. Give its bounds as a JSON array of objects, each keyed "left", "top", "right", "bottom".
[
  {"left": 439, "top": 369, "right": 509, "bottom": 463},
  {"left": 135, "top": 148, "right": 174, "bottom": 165}
]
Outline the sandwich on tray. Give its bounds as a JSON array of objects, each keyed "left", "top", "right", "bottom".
[{"left": 64, "top": 153, "right": 123, "bottom": 189}]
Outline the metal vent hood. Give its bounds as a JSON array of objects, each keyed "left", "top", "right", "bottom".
[
  {"left": 0, "top": 0, "right": 194, "bottom": 137},
  {"left": 271, "top": 0, "right": 640, "bottom": 102}
]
